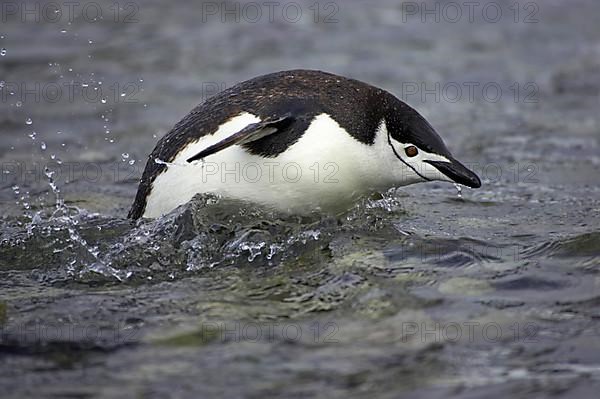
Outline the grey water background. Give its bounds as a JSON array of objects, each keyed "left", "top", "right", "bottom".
[{"left": 1, "top": 0, "right": 600, "bottom": 397}]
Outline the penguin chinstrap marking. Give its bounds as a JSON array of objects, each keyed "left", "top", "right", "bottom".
[{"left": 129, "top": 70, "right": 481, "bottom": 220}]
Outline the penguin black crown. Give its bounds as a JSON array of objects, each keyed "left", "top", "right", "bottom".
[{"left": 129, "top": 69, "right": 481, "bottom": 219}]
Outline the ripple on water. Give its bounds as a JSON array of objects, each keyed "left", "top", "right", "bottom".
[{"left": 521, "top": 231, "right": 600, "bottom": 260}]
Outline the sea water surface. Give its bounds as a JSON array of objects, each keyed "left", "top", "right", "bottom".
[{"left": 1, "top": 0, "right": 600, "bottom": 397}]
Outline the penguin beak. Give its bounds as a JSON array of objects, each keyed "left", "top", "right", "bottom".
[{"left": 425, "top": 159, "right": 482, "bottom": 188}]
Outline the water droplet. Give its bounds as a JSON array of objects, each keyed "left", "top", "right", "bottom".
[
  {"left": 28, "top": 132, "right": 36, "bottom": 140},
  {"left": 16, "top": 101, "right": 22, "bottom": 107},
  {"left": 121, "top": 152, "right": 130, "bottom": 160},
  {"left": 40, "top": 142, "right": 47, "bottom": 151},
  {"left": 60, "top": 29, "right": 67, "bottom": 34},
  {"left": 0, "top": 48, "right": 6, "bottom": 56},
  {"left": 453, "top": 183, "right": 463, "bottom": 199},
  {"left": 88, "top": 40, "right": 93, "bottom": 44},
  {"left": 25, "top": 117, "right": 33, "bottom": 125},
  {"left": 129, "top": 159, "right": 135, "bottom": 165},
  {"left": 101, "top": 98, "right": 107, "bottom": 104}
]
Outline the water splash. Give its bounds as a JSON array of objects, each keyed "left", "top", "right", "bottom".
[
  {"left": 240, "top": 241, "right": 266, "bottom": 262},
  {"left": 454, "top": 183, "right": 463, "bottom": 199},
  {"left": 4, "top": 191, "right": 405, "bottom": 283},
  {"left": 36, "top": 166, "right": 131, "bottom": 281},
  {"left": 154, "top": 157, "right": 190, "bottom": 167},
  {"left": 44, "top": 167, "right": 63, "bottom": 211}
]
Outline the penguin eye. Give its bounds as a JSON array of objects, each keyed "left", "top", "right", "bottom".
[{"left": 405, "top": 145, "right": 418, "bottom": 157}]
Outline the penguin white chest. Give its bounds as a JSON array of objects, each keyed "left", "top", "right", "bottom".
[{"left": 143, "top": 112, "right": 394, "bottom": 218}]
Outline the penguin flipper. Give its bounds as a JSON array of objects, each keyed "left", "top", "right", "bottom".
[{"left": 186, "top": 114, "right": 294, "bottom": 162}]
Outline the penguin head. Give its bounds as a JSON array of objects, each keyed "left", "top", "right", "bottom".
[{"left": 382, "top": 102, "right": 481, "bottom": 189}]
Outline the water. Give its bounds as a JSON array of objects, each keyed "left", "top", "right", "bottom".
[{"left": 1, "top": 0, "right": 600, "bottom": 397}]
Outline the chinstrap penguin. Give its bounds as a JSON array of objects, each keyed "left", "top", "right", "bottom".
[{"left": 129, "top": 70, "right": 481, "bottom": 219}]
